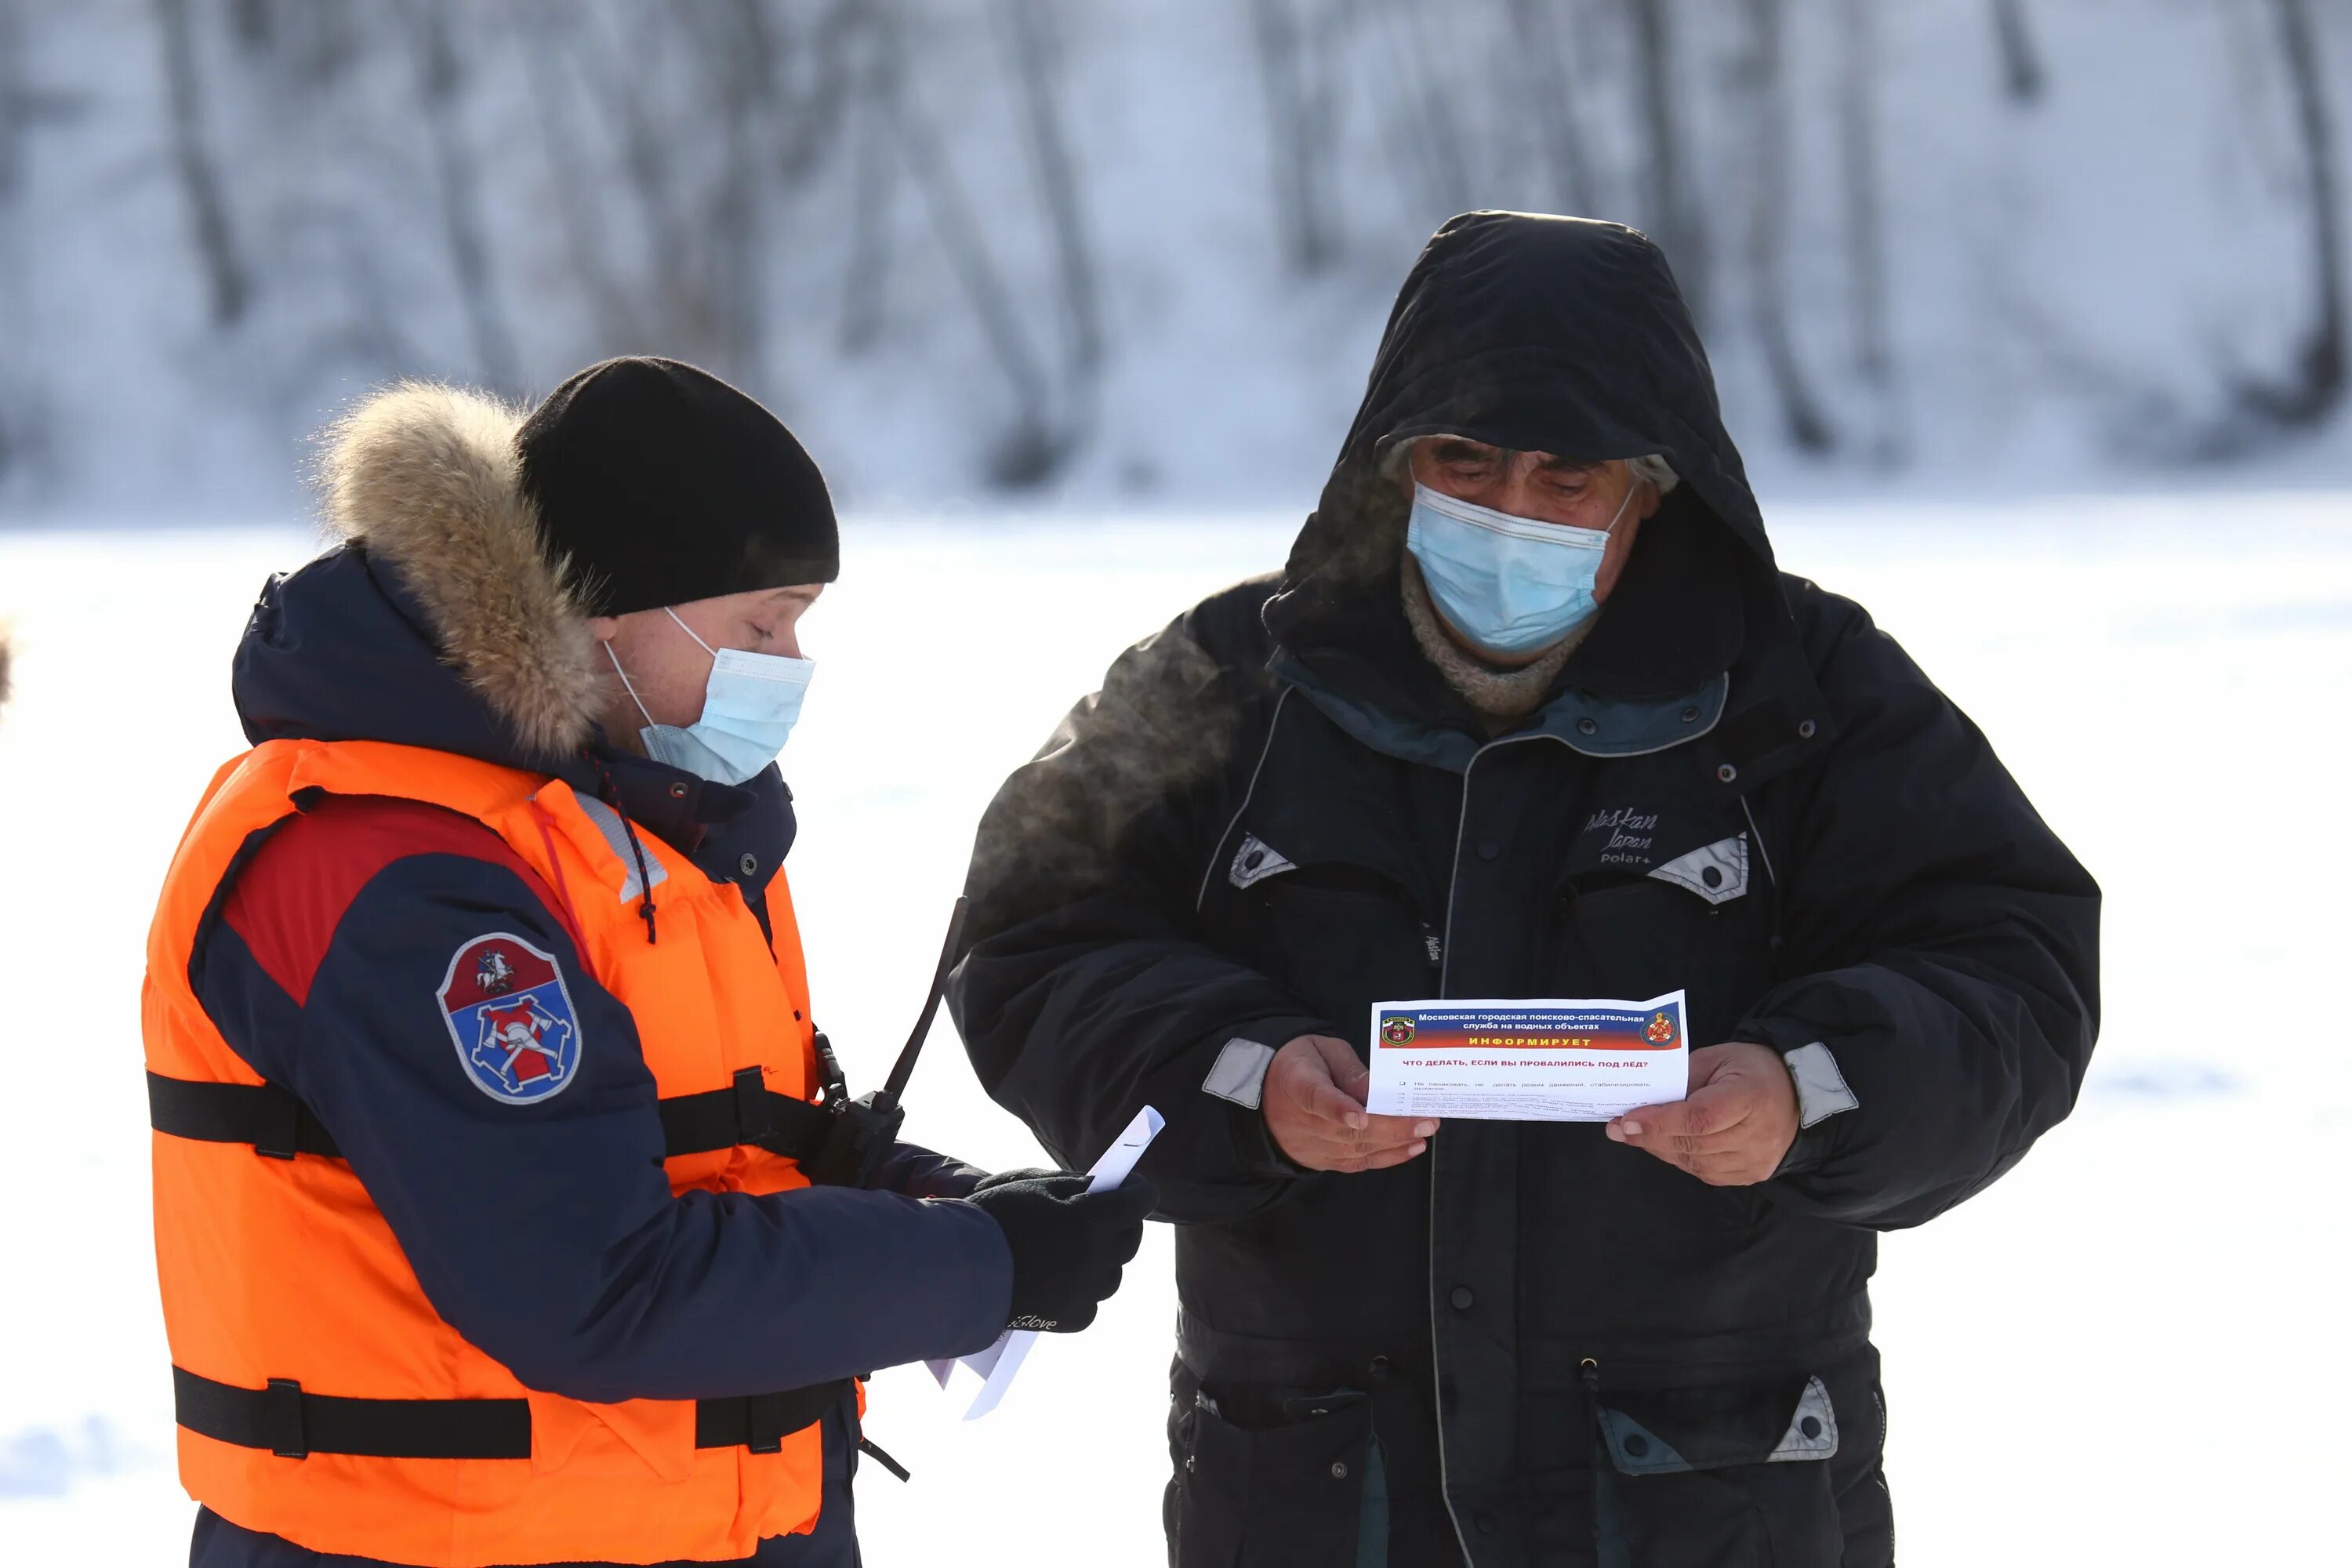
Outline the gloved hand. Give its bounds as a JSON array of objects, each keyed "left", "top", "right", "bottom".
[{"left": 964, "top": 1169, "right": 1156, "bottom": 1334}]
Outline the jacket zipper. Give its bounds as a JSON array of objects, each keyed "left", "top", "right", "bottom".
[
  {"left": 1428, "top": 716, "right": 1739, "bottom": 1562},
  {"left": 1429, "top": 735, "right": 1545, "bottom": 1566}
]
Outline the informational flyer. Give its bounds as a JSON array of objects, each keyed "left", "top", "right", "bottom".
[
  {"left": 926, "top": 1103, "right": 1163, "bottom": 1419},
  {"left": 1364, "top": 993, "right": 1689, "bottom": 1122}
]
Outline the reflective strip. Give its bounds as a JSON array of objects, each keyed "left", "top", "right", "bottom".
[
  {"left": 1596, "top": 1374, "right": 1840, "bottom": 1475},
  {"left": 1202, "top": 1038, "right": 1276, "bottom": 1109},
  {"left": 1768, "top": 1376, "right": 1841, "bottom": 1461},
  {"left": 575, "top": 797, "right": 670, "bottom": 902},
  {"left": 1595, "top": 1407, "right": 1688, "bottom": 1475},
  {"left": 1784, "top": 1041, "right": 1859, "bottom": 1128},
  {"left": 1649, "top": 834, "right": 1748, "bottom": 905},
  {"left": 1196, "top": 688, "right": 1295, "bottom": 913},
  {"left": 1228, "top": 833, "right": 1296, "bottom": 891}
]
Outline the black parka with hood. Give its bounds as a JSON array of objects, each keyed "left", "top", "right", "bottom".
[{"left": 948, "top": 213, "right": 2099, "bottom": 1568}]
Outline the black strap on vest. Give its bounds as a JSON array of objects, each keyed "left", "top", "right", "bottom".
[
  {"left": 147, "top": 1073, "right": 345, "bottom": 1160},
  {"left": 657, "top": 1067, "right": 836, "bottom": 1161},
  {"left": 690, "top": 1383, "right": 852, "bottom": 1454},
  {"left": 149, "top": 1068, "right": 836, "bottom": 1166},
  {"left": 172, "top": 1366, "right": 848, "bottom": 1461}
]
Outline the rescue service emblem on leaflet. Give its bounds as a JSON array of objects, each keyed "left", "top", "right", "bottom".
[{"left": 437, "top": 933, "right": 583, "bottom": 1105}]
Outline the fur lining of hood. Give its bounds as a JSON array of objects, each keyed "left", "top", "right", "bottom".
[{"left": 316, "top": 383, "right": 603, "bottom": 760}]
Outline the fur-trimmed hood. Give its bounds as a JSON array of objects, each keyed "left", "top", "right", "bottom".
[
  {"left": 313, "top": 383, "right": 604, "bottom": 758},
  {"left": 231, "top": 380, "right": 796, "bottom": 874}
]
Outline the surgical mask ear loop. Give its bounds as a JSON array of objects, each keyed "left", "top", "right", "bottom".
[
  {"left": 589, "top": 643, "right": 662, "bottom": 945},
  {"left": 1599, "top": 473, "right": 1643, "bottom": 537},
  {"left": 665, "top": 607, "right": 720, "bottom": 658},
  {"left": 603, "top": 641, "right": 659, "bottom": 731}
]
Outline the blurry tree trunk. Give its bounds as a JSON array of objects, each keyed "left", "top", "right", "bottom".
[
  {"left": 688, "top": 0, "right": 771, "bottom": 390},
  {"left": 1000, "top": 0, "right": 1102, "bottom": 375},
  {"left": 561, "top": 5, "right": 765, "bottom": 384},
  {"left": 1740, "top": 0, "right": 1834, "bottom": 453},
  {"left": 517, "top": 10, "right": 643, "bottom": 350},
  {"left": 0, "top": 0, "right": 29, "bottom": 198},
  {"left": 2240, "top": 0, "right": 2345, "bottom": 431},
  {"left": 412, "top": 2, "right": 520, "bottom": 393},
  {"left": 228, "top": 0, "right": 270, "bottom": 48},
  {"left": 899, "top": 100, "right": 1056, "bottom": 478},
  {"left": 1509, "top": 0, "right": 1597, "bottom": 216},
  {"left": 1990, "top": 0, "right": 2045, "bottom": 104},
  {"left": 154, "top": 0, "right": 249, "bottom": 326},
  {"left": 227, "top": 1, "right": 356, "bottom": 83},
  {"left": 0, "top": 0, "right": 31, "bottom": 478},
  {"left": 838, "top": 12, "right": 899, "bottom": 353},
  {"left": 879, "top": 1, "right": 1057, "bottom": 483},
  {"left": 1250, "top": 0, "right": 1338, "bottom": 273},
  {"left": 1625, "top": 0, "right": 1706, "bottom": 319},
  {"left": 1389, "top": 0, "right": 1473, "bottom": 219},
  {"left": 765, "top": 1, "right": 858, "bottom": 183},
  {"left": 1837, "top": 0, "right": 1899, "bottom": 463}
]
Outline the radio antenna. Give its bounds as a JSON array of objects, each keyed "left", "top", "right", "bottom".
[{"left": 873, "top": 895, "right": 969, "bottom": 1113}]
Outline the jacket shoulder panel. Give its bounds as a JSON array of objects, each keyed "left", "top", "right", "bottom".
[
  {"left": 1064, "top": 571, "right": 1283, "bottom": 805},
  {"left": 1178, "top": 570, "right": 1283, "bottom": 675},
  {"left": 219, "top": 793, "right": 576, "bottom": 1007},
  {"left": 1776, "top": 572, "right": 1884, "bottom": 674}
]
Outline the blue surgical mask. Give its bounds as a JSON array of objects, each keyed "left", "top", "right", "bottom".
[
  {"left": 1405, "top": 480, "right": 1639, "bottom": 659},
  {"left": 604, "top": 608, "right": 815, "bottom": 786}
]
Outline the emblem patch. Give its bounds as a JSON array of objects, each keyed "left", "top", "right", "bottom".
[
  {"left": 1382, "top": 1016, "right": 1417, "bottom": 1046},
  {"left": 1645, "top": 1010, "right": 1679, "bottom": 1046},
  {"left": 438, "top": 933, "right": 583, "bottom": 1105}
]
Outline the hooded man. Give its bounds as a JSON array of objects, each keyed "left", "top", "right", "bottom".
[
  {"left": 947, "top": 214, "right": 2100, "bottom": 1566},
  {"left": 143, "top": 357, "right": 1152, "bottom": 1568}
]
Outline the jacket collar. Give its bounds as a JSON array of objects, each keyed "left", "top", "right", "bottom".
[
  {"left": 234, "top": 540, "right": 786, "bottom": 868},
  {"left": 1271, "top": 649, "right": 1730, "bottom": 775}
]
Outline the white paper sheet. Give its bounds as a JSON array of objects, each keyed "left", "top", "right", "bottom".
[
  {"left": 926, "top": 1103, "right": 1163, "bottom": 1418},
  {"left": 1364, "top": 993, "right": 1689, "bottom": 1122}
]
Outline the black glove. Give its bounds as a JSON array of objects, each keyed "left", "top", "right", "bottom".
[{"left": 965, "top": 1168, "right": 1156, "bottom": 1334}]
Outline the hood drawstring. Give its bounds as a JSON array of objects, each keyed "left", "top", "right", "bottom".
[{"left": 589, "top": 752, "right": 660, "bottom": 945}]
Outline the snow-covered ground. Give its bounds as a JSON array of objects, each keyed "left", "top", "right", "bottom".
[{"left": 2, "top": 502, "right": 2347, "bottom": 1565}]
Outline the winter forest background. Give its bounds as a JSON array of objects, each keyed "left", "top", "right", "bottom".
[{"left": 3, "top": 0, "right": 2352, "bottom": 513}]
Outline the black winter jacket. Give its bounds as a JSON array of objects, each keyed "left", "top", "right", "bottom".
[{"left": 948, "top": 213, "right": 2099, "bottom": 1568}]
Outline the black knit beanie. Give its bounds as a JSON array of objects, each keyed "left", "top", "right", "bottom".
[{"left": 515, "top": 357, "right": 839, "bottom": 616}]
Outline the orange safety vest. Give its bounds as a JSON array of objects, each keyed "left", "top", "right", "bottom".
[{"left": 144, "top": 738, "right": 847, "bottom": 1566}]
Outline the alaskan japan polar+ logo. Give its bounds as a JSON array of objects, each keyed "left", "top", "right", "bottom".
[{"left": 437, "top": 933, "right": 584, "bottom": 1104}]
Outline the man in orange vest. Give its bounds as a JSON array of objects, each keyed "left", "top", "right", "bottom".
[{"left": 143, "top": 358, "right": 1153, "bottom": 1568}]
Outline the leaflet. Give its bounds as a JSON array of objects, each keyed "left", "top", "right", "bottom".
[
  {"left": 926, "top": 1103, "right": 1163, "bottom": 1419},
  {"left": 1364, "top": 993, "right": 1688, "bottom": 1122}
]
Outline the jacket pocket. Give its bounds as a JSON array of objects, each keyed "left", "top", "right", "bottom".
[
  {"left": 1547, "top": 868, "right": 1776, "bottom": 1061},
  {"left": 1596, "top": 1374, "right": 1842, "bottom": 1568},
  {"left": 1230, "top": 870, "right": 1439, "bottom": 1051},
  {"left": 1174, "top": 1386, "right": 1378, "bottom": 1568}
]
